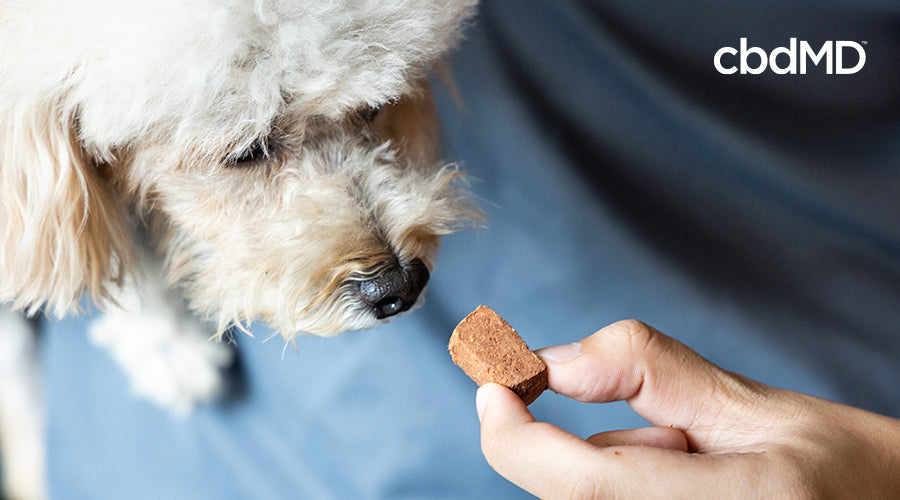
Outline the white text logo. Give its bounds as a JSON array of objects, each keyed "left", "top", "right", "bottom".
[{"left": 715, "top": 38, "right": 866, "bottom": 75}]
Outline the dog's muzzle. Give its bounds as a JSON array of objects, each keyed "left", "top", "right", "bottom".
[{"left": 356, "top": 259, "right": 430, "bottom": 319}]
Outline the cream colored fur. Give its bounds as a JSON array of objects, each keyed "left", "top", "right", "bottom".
[
  {"left": 1, "top": 0, "right": 479, "bottom": 334},
  {"left": 0, "top": 1, "right": 480, "bottom": 497}
]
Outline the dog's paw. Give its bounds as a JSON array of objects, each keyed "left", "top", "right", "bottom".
[{"left": 88, "top": 285, "right": 234, "bottom": 416}]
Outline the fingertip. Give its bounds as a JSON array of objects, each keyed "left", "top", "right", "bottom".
[
  {"left": 536, "top": 342, "right": 582, "bottom": 364},
  {"left": 476, "top": 383, "right": 533, "bottom": 426},
  {"left": 475, "top": 383, "right": 490, "bottom": 422}
]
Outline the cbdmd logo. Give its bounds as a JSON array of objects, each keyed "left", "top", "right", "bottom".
[{"left": 715, "top": 38, "right": 867, "bottom": 74}]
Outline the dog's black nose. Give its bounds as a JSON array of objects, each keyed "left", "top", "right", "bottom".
[{"left": 357, "top": 258, "right": 430, "bottom": 319}]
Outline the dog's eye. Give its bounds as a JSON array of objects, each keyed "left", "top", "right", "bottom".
[
  {"left": 229, "top": 138, "right": 268, "bottom": 165},
  {"left": 359, "top": 105, "right": 382, "bottom": 123}
]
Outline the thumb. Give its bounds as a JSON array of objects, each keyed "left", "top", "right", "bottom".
[{"left": 536, "top": 320, "right": 766, "bottom": 437}]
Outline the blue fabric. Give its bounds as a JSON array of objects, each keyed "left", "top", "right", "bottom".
[{"left": 43, "top": 1, "right": 899, "bottom": 498}]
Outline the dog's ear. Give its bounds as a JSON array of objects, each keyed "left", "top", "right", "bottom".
[
  {"left": 0, "top": 98, "right": 133, "bottom": 317},
  {"left": 373, "top": 80, "right": 440, "bottom": 165}
]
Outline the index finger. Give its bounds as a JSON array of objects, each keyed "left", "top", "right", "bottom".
[{"left": 536, "top": 320, "right": 767, "bottom": 434}]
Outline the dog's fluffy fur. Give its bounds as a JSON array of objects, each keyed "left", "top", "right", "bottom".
[
  {"left": 1, "top": 0, "right": 479, "bottom": 334},
  {"left": 0, "top": 1, "right": 479, "bottom": 497}
]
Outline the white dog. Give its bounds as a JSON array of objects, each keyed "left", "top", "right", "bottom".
[{"left": 0, "top": 1, "right": 480, "bottom": 497}]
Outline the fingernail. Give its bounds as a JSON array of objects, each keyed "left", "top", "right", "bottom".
[
  {"left": 536, "top": 342, "right": 582, "bottom": 364},
  {"left": 475, "top": 385, "right": 488, "bottom": 422}
]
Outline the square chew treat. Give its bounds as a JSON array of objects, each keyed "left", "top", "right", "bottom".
[{"left": 448, "top": 305, "right": 548, "bottom": 405}]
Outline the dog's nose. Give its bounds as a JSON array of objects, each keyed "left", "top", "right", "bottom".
[{"left": 357, "top": 258, "right": 430, "bottom": 319}]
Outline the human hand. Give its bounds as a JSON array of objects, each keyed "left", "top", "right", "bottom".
[{"left": 476, "top": 320, "right": 900, "bottom": 499}]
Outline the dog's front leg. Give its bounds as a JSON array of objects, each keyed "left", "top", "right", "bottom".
[
  {"left": 88, "top": 254, "right": 235, "bottom": 416},
  {"left": 0, "top": 307, "right": 46, "bottom": 500}
]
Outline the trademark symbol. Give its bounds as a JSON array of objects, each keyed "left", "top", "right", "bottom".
[{"left": 862, "top": 41, "right": 868, "bottom": 45}]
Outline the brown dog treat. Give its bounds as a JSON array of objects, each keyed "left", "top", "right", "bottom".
[{"left": 448, "top": 305, "right": 548, "bottom": 405}]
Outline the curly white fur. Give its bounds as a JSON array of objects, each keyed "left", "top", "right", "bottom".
[
  {"left": 2, "top": 0, "right": 476, "bottom": 154},
  {"left": 0, "top": 2, "right": 480, "bottom": 497},
  {"left": 0, "top": 0, "right": 479, "bottom": 333}
]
